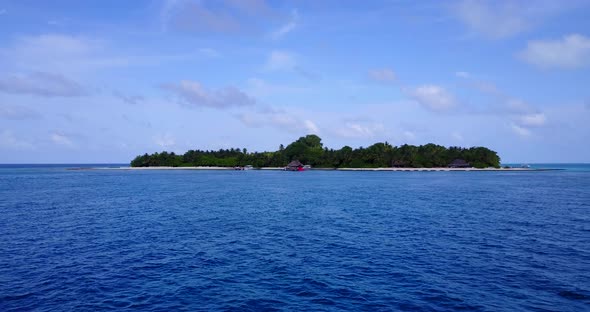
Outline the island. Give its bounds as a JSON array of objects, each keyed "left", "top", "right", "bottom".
[{"left": 130, "top": 135, "right": 501, "bottom": 169}]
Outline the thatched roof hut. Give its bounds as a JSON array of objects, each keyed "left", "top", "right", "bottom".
[
  {"left": 448, "top": 159, "right": 470, "bottom": 168},
  {"left": 286, "top": 160, "right": 304, "bottom": 171}
]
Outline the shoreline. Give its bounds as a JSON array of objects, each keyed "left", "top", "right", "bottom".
[{"left": 92, "top": 166, "right": 558, "bottom": 172}]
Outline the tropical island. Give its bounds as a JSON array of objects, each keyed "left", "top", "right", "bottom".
[{"left": 130, "top": 135, "right": 501, "bottom": 169}]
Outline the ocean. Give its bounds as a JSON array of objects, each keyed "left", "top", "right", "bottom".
[{"left": 1, "top": 165, "right": 589, "bottom": 311}]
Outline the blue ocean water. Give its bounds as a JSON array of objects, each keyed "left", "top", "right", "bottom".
[
  {"left": 1, "top": 165, "right": 589, "bottom": 311},
  {"left": 503, "top": 163, "right": 590, "bottom": 171}
]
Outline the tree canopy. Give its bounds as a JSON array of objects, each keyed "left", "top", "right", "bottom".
[{"left": 131, "top": 135, "right": 501, "bottom": 168}]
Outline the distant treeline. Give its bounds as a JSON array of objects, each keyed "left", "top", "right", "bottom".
[{"left": 130, "top": 135, "right": 501, "bottom": 168}]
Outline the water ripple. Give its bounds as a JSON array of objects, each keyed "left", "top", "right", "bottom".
[{"left": 0, "top": 169, "right": 589, "bottom": 311}]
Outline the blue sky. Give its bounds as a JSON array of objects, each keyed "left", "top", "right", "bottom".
[{"left": 0, "top": 0, "right": 589, "bottom": 163}]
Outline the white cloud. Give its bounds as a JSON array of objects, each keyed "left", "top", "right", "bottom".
[
  {"left": 0, "top": 72, "right": 86, "bottom": 97},
  {"left": 0, "top": 104, "right": 40, "bottom": 120},
  {"left": 334, "top": 122, "right": 385, "bottom": 139},
  {"left": 473, "top": 91, "right": 548, "bottom": 136},
  {"left": 2, "top": 33, "right": 193, "bottom": 74},
  {"left": 472, "top": 81, "right": 501, "bottom": 96},
  {"left": 162, "top": 80, "right": 255, "bottom": 109},
  {"left": 51, "top": 132, "right": 74, "bottom": 147},
  {"left": 270, "top": 9, "right": 298, "bottom": 40},
  {"left": 153, "top": 133, "right": 176, "bottom": 149},
  {"left": 519, "top": 113, "right": 546, "bottom": 127},
  {"left": 237, "top": 107, "right": 319, "bottom": 134},
  {"left": 505, "top": 98, "right": 535, "bottom": 114},
  {"left": 225, "top": 0, "right": 271, "bottom": 16},
  {"left": 263, "top": 51, "right": 317, "bottom": 80},
  {"left": 368, "top": 68, "right": 396, "bottom": 83},
  {"left": 1, "top": 34, "right": 131, "bottom": 73},
  {"left": 160, "top": 0, "right": 182, "bottom": 32},
  {"left": 464, "top": 80, "right": 545, "bottom": 120},
  {"left": 303, "top": 120, "right": 319, "bottom": 134},
  {"left": 7, "top": 34, "right": 99, "bottom": 64},
  {"left": 162, "top": 0, "right": 240, "bottom": 33},
  {"left": 511, "top": 123, "right": 532, "bottom": 137},
  {"left": 0, "top": 130, "right": 34, "bottom": 150},
  {"left": 507, "top": 112, "right": 546, "bottom": 138},
  {"left": 266, "top": 114, "right": 318, "bottom": 133},
  {"left": 264, "top": 50, "right": 296, "bottom": 71},
  {"left": 161, "top": 0, "right": 273, "bottom": 34},
  {"left": 519, "top": 34, "right": 590, "bottom": 69},
  {"left": 455, "top": 71, "right": 470, "bottom": 78},
  {"left": 403, "top": 131, "right": 416, "bottom": 141},
  {"left": 407, "top": 85, "right": 457, "bottom": 112},
  {"left": 451, "top": 131, "right": 464, "bottom": 141},
  {"left": 452, "top": 0, "right": 584, "bottom": 39},
  {"left": 453, "top": 0, "right": 530, "bottom": 39}
]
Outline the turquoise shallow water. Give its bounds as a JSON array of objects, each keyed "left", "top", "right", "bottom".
[{"left": 0, "top": 165, "right": 589, "bottom": 311}]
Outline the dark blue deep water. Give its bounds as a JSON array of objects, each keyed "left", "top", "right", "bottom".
[{"left": 1, "top": 166, "right": 589, "bottom": 311}]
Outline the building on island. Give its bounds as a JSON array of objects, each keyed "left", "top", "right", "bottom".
[
  {"left": 448, "top": 159, "right": 470, "bottom": 168},
  {"left": 286, "top": 160, "right": 304, "bottom": 171}
]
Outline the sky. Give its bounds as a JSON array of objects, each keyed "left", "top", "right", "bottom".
[{"left": 0, "top": 0, "right": 589, "bottom": 163}]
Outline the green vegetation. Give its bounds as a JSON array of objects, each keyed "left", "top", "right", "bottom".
[{"left": 130, "top": 134, "right": 501, "bottom": 168}]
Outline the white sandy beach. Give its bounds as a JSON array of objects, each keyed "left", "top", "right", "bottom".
[{"left": 97, "top": 166, "right": 543, "bottom": 172}]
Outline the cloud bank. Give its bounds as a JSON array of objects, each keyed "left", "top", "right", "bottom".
[
  {"left": 407, "top": 85, "right": 457, "bottom": 112},
  {"left": 520, "top": 34, "right": 590, "bottom": 69}
]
